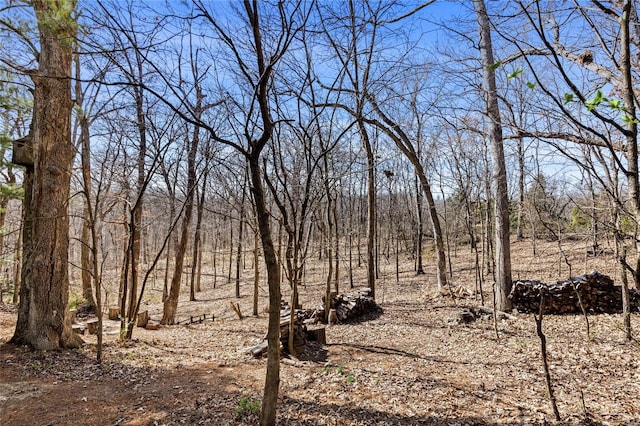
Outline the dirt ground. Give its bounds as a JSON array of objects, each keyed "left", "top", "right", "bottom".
[{"left": 1, "top": 238, "right": 640, "bottom": 425}]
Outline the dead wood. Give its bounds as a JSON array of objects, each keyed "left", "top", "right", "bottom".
[
  {"left": 230, "top": 301, "right": 244, "bottom": 320},
  {"left": 534, "top": 294, "right": 561, "bottom": 421},
  {"left": 509, "top": 271, "right": 640, "bottom": 314}
]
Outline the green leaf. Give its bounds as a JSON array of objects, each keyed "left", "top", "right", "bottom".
[
  {"left": 609, "top": 99, "right": 622, "bottom": 110},
  {"left": 585, "top": 90, "right": 607, "bottom": 111},
  {"left": 621, "top": 114, "right": 638, "bottom": 124},
  {"left": 507, "top": 67, "right": 523, "bottom": 79},
  {"left": 527, "top": 81, "right": 536, "bottom": 89},
  {"left": 563, "top": 93, "right": 574, "bottom": 105},
  {"left": 488, "top": 61, "right": 502, "bottom": 72}
]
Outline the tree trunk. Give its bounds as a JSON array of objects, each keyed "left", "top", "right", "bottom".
[
  {"left": 12, "top": 216, "right": 22, "bottom": 304},
  {"left": 12, "top": 0, "right": 82, "bottom": 349},
  {"left": 620, "top": 0, "right": 640, "bottom": 291},
  {"left": 415, "top": 175, "right": 425, "bottom": 275},
  {"left": 249, "top": 155, "right": 281, "bottom": 426},
  {"left": 359, "top": 120, "right": 377, "bottom": 299},
  {"left": 236, "top": 177, "right": 247, "bottom": 298},
  {"left": 190, "top": 171, "right": 208, "bottom": 301},
  {"left": 161, "top": 123, "right": 199, "bottom": 325},
  {"left": 474, "top": 0, "right": 512, "bottom": 311},
  {"left": 163, "top": 187, "right": 177, "bottom": 302},
  {"left": 415, "top": 168, "right": 448, "bottom": 290},
  {"left": 126, "top": 82, "right": 147, "bottom": 325},
  {"left": 364, "top": 96, "right": 448, "bottom": 291},
  {"left": 516, "top": 136, "right": 525, "bottom": 241},
  {"left": 78, "top": 69, "right": 95, "bottom": 311},
  {"left": 253, "top": 222, "right": 260, "bottom": 316}
]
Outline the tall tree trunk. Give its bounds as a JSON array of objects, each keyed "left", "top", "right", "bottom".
[
  {"left": 126, "top": 81, "right": 147, "bottom": 325},
  {"left": 618, "top": 1, "right": 637, "bottom": 334},
  {"left": 80, "top": 209, "right": 95, "bottom": 309},
  {"left": 359, "top": 120, "right": 377, "bottom": 299},
  {"left": 163, "top": 186, "right": 177, "bottom": 302},
  {"left": 12, "top": 0, "right": 82, "bottom": 349},
  {"left": 516, "top": 135, "right": 525, "bottom": 241},
  {"left": 77, "top": 55, "right": 96, "bottom": 312},
  {"left": 415, "top": 175, "right": 425, "bottom": 274},
  {"left": 190, "top": 171, "right": 208, "bottom": 301},
  {"left": 161, "top": 125, "right": 199, "bottom": 325},
  {"left": 333, "top": 193, "right": 340, "bottom": 294},
  {"left": 620, "top": 0, "right": 640, "bottom": 290},
  {"left": 253, "top": 221, "right": 260, "bottom": 317},
  {"left": 474, "top": 0, "right": 512, "bottom": 311},
  {"left": 236, "top": 177, "right": 247, "bottom": 298},
  {"left": 415, "top": 169, "right": 448, "bottom": 290},
  {"left": 249, "top": 155, "right": 281, "bottom": 426}
]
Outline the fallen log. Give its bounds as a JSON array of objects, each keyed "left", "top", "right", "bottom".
[
  {"left": 509, "top": 270, "right": 640, "bottom": 314},
  {"left": 475, "top": 305, "right": 518, "bottom": 320},
  {"left": 248, "top": 341, "right": 269, "bottom": 358}
]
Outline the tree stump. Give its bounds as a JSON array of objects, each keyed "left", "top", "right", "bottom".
[
  {"left": 86, "top": 318, "right": 99, "bottom": 335},
  {"left": 108, "top": 308, "right": 120, "bottom": 320},
  {"left": 136, "top": 311, "right": 149, "bottom": 328}
]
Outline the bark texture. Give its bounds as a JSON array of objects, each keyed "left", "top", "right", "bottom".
[
  {"left": 474, "top": 0, "right": 512, "bottom": 311},
  {"left": 12, "top": 0, "right": 82, "bottom": 350}
]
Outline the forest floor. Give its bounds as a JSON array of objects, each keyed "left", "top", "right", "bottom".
[{"left": 1, "top": 238, "right": 640, "bottom": 425}]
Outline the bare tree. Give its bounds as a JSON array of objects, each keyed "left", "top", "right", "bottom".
[
  {"left": 122, "top": 2, "right": 310, "bottom": 422},
  {"left": 473, "top": 0, "right": 512, "bottom": 311}
]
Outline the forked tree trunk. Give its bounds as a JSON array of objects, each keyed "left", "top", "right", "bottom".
[{"left": 12, "top": 0, "right": 82, "bottom": 350}]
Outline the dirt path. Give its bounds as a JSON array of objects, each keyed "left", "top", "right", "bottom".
[{"left": 2, "top": 240, "right": 639, "bottom": 425}]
